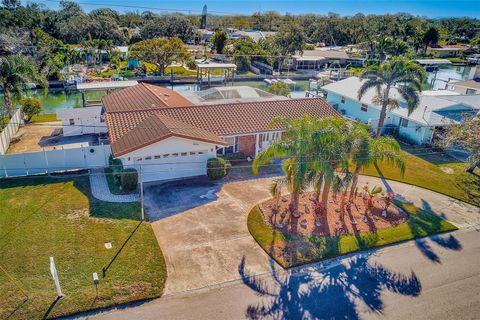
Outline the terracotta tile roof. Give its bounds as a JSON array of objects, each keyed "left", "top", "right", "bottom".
[
  {"left": 106, "top": 98, "right": 340, "bottom": 155},
  {"left": 101, "top": 82, "right": 193, "bottom": 113},
  {"left": 112, "top": 114, "right": 228, "bottom": 156}
]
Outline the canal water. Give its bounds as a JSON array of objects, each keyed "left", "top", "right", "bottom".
[{"left": 0, "top": 66, "right": 473, "bottom": 114}]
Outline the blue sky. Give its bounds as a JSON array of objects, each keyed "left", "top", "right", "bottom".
[{"left": 35, "top": 0, "right": 480, "bottom": 18}]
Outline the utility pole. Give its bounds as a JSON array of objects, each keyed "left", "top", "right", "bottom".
[{"left": 140, "top": 166, "right": 144, "bottom": 221}]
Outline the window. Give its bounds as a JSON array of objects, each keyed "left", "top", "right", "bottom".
[
  {"left": 466, "top": 88, "right": 477, "bottom": 95},
  {"left": 163, "top": 154, "right": 170, "bottom": 158},
  {"left": 136, "top": 158, "right": 142, "bottom": 162},
  {"left": 100, "top": 116, "right": 105, "bottom": 123},
  {"left": 181, "top": 152, "right": 187, "bottom": 156},
  {"left": 190, "top": 152, "right": 196, "bottom": 155},
  {"left": 154, "top": 155, "right": 161, "bottom": 159},
  {"left": 400, "top": 118, "right": 409, "bottom": 127},
  {"left": 198, "top": 151, "right": 204, "bottom": 155},
  {"left": 341, "top": 96, "right": 346, "bottom": 104},
  {"left": 172, "top": 153, "right": 179, "bottom": 157},
  {"left": 361, "top": 104, "right": 368, "bottom": 112},
  {"left": 145, "top": 156, "right": 152, "bottom": 160},
  {"left": 69, "top": 119, "right": 75, "bottom": 125}
]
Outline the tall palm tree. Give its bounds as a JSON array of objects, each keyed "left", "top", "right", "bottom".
[
  {"left": 253, "top": 115, "right": 316, "bottom": 215},
  {"left": 348, "top": 126, "right": 405, "bottom": 202},
  {"left": 358, "top": 57, "right": 426, "bottom": 137},
  {"left": 310, "top": 117, "right": 350, "bottom": 215},
  {"left": 0, "top": 55, "right": 46, "bottom": 117}
]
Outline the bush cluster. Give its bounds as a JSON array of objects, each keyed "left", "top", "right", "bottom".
[
  {"left": 207, "top": 157, "right": 228, "bottom": 180},
  {"left": 109, "top": 156, "right": 138, "bottom": 190}
]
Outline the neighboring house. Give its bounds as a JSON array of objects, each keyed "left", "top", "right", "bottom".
[
  {"left": 230, "top": 30, "right": 277, "bottom": 42},
  {"left": 102, "top": 83, "right": 339, "bottom": 182},
  {"left": 56, "top": 106, "right": 107, "bottom": 137},
  {"left": 322, "top": 76, "right": 480, "bottom": 145},
  {"left": 291, "top": 49, "right": 350, "bottom": 70},
  {"left": 449, "top": 79, "right": 480, "bottom": 95},
  {"left": 426, "top": 45, "right": 469, "bottom": 58}
]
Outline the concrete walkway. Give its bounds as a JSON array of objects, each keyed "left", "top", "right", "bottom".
[{"left": 89, "top": 168, "right": 140, "bottom": 203}]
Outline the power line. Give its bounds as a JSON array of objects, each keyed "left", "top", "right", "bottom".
[
  {"left": 0, "top": 150, "right": 456, "bottom": 173},
  {"left": 38, "top": 0, "right": 246, "bottom": 16}
]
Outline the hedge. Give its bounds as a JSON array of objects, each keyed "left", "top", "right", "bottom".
[
  {"left": 207, "top": 157, "right": 228, "bottom": 180},
  {"left": 120, "top": 168, "right": 138, "bottom": 191}
]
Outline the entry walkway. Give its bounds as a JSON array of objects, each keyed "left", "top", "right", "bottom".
[{"left": 89, "top": 168, "right": 140, "bottom": 202}]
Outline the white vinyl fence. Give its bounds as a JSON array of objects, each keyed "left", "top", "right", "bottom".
[
  {"left": 0, "top": 109, "right": 23, "bottom": 154},
  {"left": 0, "top": 144, "right": 112, "bottom": 178}
]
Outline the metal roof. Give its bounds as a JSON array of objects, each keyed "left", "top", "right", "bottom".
[{"left": 414, "top": 59, "right": 452, "bottom": 65}]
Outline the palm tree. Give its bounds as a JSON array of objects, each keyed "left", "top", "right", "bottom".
[
  {"left": 310, "top": 117, "right": 350, "bottom": 215},
  {"left": 0, "top": 55, "right": 46, "bottom": 117},
  {"left": 358, "top": 57, "right": 426, "bottom": 137},
  {"left": 348, "top": 127, "right": 405, "bottom": 203},
  {"left": 253, "top": 115, "right": 316, "bottom": 215}
]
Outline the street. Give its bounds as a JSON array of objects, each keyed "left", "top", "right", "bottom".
[{"left": 78, "top": 226, "right": 480, "bottom": 320}]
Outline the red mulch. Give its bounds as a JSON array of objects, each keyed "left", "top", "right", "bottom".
[{"left": 259, "top": 191, "right": 408, "bottom": 237}]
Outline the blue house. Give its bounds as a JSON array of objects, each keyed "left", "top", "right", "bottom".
[{"left": 322, "top": 77, "right": 480, "bottom": 145}]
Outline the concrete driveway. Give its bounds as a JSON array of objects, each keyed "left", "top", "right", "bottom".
[
  {"left": 144, "top": 175, "right": 480, "bottom": 296},
  {"left": 146, "top": 177, "right": 276, "bottom": 294}
]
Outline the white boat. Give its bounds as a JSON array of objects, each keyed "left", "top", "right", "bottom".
[
  {"left": 264, "top": 79, "right": 274, "bottom": 85},
  {"left": 283, "top": 78, "right": 297, "bottom": 85}
]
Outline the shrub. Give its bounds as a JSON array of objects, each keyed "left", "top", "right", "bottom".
[
  {"left": 207, "top": 157, "right": 228, "bottom": 180},
  {"left": 120, "top": 168, "right": 138, "bottom": 191},
  {"left": 186, "top": 59, "right": 197, "bottom": 70},
  {"left": 224, "top": 152, "right": 247, "bottom": 164},
  {"left": 267, "top": 82, "right": 291, "bottom": 96},
  {"left": 109, "top": 155, "right": 124, "bottom": 184},
  {"left": 20, "top": 97, "right": 42, "bottom": 123}
]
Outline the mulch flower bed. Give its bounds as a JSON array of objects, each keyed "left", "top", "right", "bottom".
[{"left": 259, "top": 191, "right": 408, "bottom": 237}]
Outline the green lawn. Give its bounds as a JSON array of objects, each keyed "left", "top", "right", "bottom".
[
  {"left": 30, "top": 114, "right": 58, "bottom": 122},
  {"left": 0, "top": 176, "right": 166, "bottom": 319},
  {"left": 248, "top": 201, "right": 457, "bottom": 268},
  {"left": 360, "top": 145, "right": 480, "bottom": 206}
]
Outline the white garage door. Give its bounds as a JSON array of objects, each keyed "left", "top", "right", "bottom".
[{"left": 135, "top": 150, "right": 210, "bottom": 183}]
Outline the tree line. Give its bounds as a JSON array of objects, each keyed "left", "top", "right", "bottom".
[{"left": 1, "top": 1, "right": 479, "bottom": 47}]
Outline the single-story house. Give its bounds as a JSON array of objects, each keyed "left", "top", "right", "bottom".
[
  {"left": 322, "top": 76, "right": 480, "bottom": 145},
  {"left": 101, "top": 83, "right": 339, "bottom": 182},
  {"left": 426, "top": 45, "right": 469, "bottom": 58},
  {"left": 291, "top": 49, "right": 350, "bottom": 70},
  {"left": 449, "top": 79, "right": 480, "bottom": 95}
]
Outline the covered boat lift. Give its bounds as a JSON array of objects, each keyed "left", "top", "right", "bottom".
[
  {"left": 76, "top": 80, "right": 138, "bottom": 107},
  {"left": 196, "top": 63, "right": 237, "bottom": 87}
]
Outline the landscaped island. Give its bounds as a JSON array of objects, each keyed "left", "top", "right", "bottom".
[{"left": 248, "top": 191, "right": 457, "bottom": 268}]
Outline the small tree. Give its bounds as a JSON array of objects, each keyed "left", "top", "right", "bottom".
[
  {"left": 129, "top": 37, "right": 191, "bottom": 75},
  {"left": 438, "top": 115, "right": 480, "bottom": 173},
  {"left": 211, "top": 31, "right": 228, "bottom": 54},
  {"left": 267, "top": 82, "right": 291, "bottom": 96},
  {"left": 20, "top": 97, "right": 42, "bottom": 123}
]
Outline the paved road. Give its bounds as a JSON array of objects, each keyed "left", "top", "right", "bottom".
[
  {"left": 74, "top": 175, "right": 480, "bottom": 320},
  {"left": 81, "top": 227, "right": 480, "bottom": 320}
]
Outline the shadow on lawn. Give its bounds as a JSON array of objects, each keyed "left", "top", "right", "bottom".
[
  {"left": 410, "top": 200, "right": 463, "bottom": 264},
  {"left": 239, "top": 255, "right": 421, "bottom": 320}
]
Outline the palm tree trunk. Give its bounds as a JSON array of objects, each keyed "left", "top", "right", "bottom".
[
  {"left": 466, "top": 159, "right": 479, "bottom": 173},
  {"left": 376, "top": 87, "right": 390, "bottom": 137},
  {"left": 321, "top": 178, "right": 332, "bottom": 214},
  {"left": 3, "top": 88, "right": 13, "bottom": 117},
  {"left": 349, "top": 165, "right": 361, "bottom": 203},
  {"left": 288, "top": 190, "right": 299, "bottom": 214}
]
